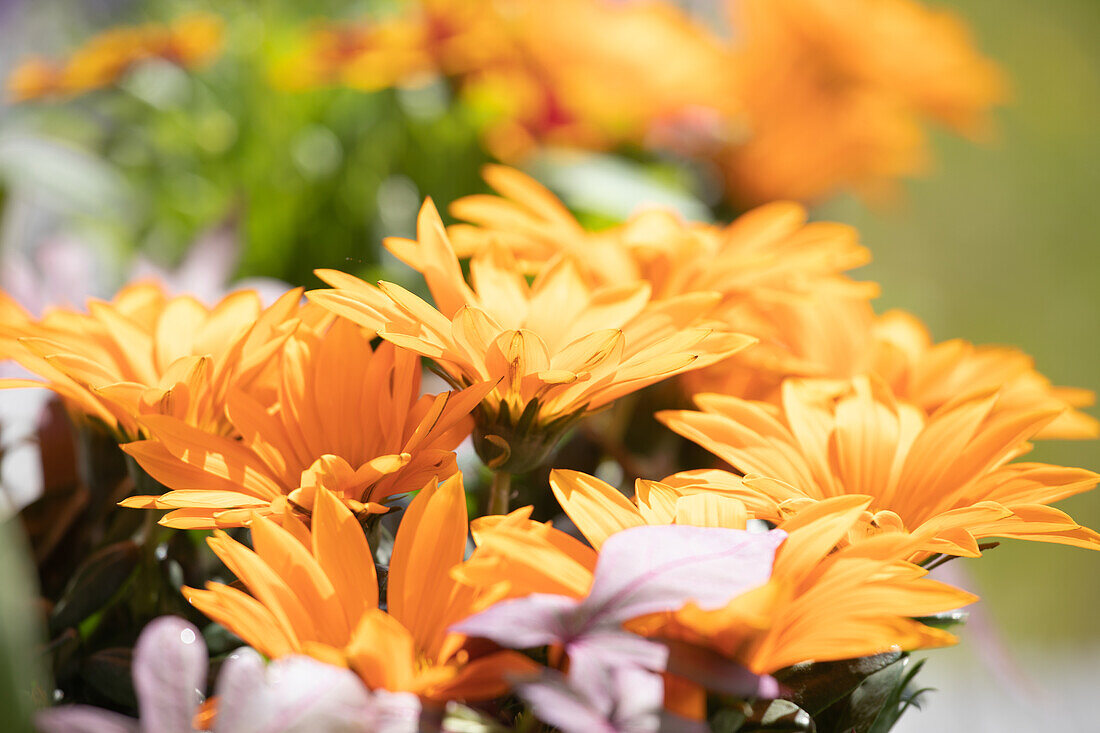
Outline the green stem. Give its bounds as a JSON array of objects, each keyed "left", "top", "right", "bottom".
[{"left": 488, "top": 471, "right": 512, "bottom": 516}]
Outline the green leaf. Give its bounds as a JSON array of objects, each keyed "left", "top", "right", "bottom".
[
  {"left": 49, "top": 540, "right": 140, "bottom": 635},
  {"left": 0, "top": 519, "right": 48, "bottom": 733},
  {"left": 43, "top": 628, "right": 81, "bottom": 684},
  {"left": 717, "top": 695, "right": 822, "bottom": 730},
  {"left": 73, "top": 423, "right": 129, "bottom": 506},
  {"left": 739, "top": 695, "right": 818, "bottom": 726},
  {"left": 80, "top": 647, "right": 137, "bottom": 708},
  {"left": 830, "top": 657, "right": 906, "bottom": 733},
  {"left": 775, "top": 652, "right": 903, "bottom": 716},
  {"left": 806, "top": 655, "right": 931, "bottom": 733},
  {"left": 710, "top": 707, "right": 748, "bottom": 733},
  {"left": 866, "top": 658, "right": 931, "bottom": 733},
  {"left": 912, "top": 610, "right": 968, "bottom": 630}
]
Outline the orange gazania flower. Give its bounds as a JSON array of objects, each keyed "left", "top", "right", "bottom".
[
  {"left": 120, "top": 318, "right": 487, "bottom": 528},
  {"left": 659, "top": 377, "right": 1100, "bottom": 560},
  {"left": 6, "top": 13, "right": 224, "bottom": 102},
  {"left": 447, "top": 165, "right": 878, "bottom": 398},
  {"left": 448, "top": 171, "right": 1096, "bottom": 428},
  {"left": 695, "top": 303, "right": 1098, "bottom": 432},
  {"left": 469, "top": 474, "right": 970, "bottom": 682},
  {"left": 872, "top": 309, "right": 1098, "bottom": 440},
  {"left": 308, "top": 198, "right": 753, "bottom": 472},
  {"left": 547, "top": 469, "right": 770, "bottom": 552},
  {"left": 446, "top": 165, "right": 635, "bottom": 275},
  {"left": 0, "top": 283, "right": 298, "bottom": 440},
  {"left": 624, "top": 496, "right": 973, "bottom": 675},
  {"left": 455, "top": 504, "right": 598, "bottom": 603},
  {"left": 186, "top": 478, "right": 536, "bottom": 700},
  {"left": 695, "top": 304, "right": 1098, "bottom": 436},
  {"left": 720, "top": 0, "right": 1005, "bottom": 204}
]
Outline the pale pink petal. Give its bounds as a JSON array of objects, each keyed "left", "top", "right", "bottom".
[
  {"left": 214, "top": 653, "right": 387, "bottom": 733},
  {"left": 450, "top": 593, "right": 579, "bottom": 649},
  {"left": 132, "top": 617, "right": 207, "bottom": 733},
  {"left": 35, "top": 706, "right": 139, "bottom": 733},
  {"left": 367, "top": 690, "right": 421, "bottom": 733},
  {"left": 666, "top": 641, "right": 780, "bottom": 699},
  {"left": 581, "top": 525, "right": 786, "bottom": 626},
  {"left": 513, "top": 670, "right": 619, "bottom": 733},
  {"left": 208, "top": 648, "right": 266, "bottom": 733}
]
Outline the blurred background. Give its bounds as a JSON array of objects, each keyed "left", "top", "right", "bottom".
[
  {"left": 821, "top": 0, "right": 1100, "bottom": 728},
  {"left": 0, "top": 0, "right": 1097, "bottom": 729}
]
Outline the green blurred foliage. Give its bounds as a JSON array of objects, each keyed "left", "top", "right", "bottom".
[
  {"left": 0, "top": 518, "right": 47, "bottom": 733},
  {"left": 818, "top": 0, "right": 1100, "bottom": 642},
  {"left": 4, "top": 0, "right": 492, "bottom": 286}
]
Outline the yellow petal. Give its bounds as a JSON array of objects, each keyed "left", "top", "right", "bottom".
[{"left": 548, "top": 469, "right": 645, "bottom": 549}]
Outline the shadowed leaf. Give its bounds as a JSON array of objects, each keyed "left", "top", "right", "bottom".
[
  {"left": 49, "top": 541, "right": 140, "bottom": 634},
  {"left": 775, "top": 652, "right": 903, "bottom": 716},
  {"left": 80, "top": 648, "right": 136, "bottom": 709}
]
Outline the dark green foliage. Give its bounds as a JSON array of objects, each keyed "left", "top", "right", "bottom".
[
  {"left": 776, "top": 653, "right": 904, "bottom": 718},
  {"left": 713, "top": 654, "right": 931, "bottom": 733},
  {"left": 712, "top": 699, "right": 817, "bottom": 732},
  {"left": 49, "top": 540, "right": 140, "bottom": 635}
]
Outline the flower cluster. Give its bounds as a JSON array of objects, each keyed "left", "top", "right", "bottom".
[
  {"left": 6, "top": 13, "right": 223, "bottom": 101},
  {"left": 7, "top": 0, "right": 1004, "bottom": 205},
  {"left": 6, "top": 163, "right": 1096, "bottom": 732},
  {"left": 270, "top": 0, "right": 737, "bottom": 165},
  {"left": 267, "top": 0, "right": 1004, "bottom": 202}
]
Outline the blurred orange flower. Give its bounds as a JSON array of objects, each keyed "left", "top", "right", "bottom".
[
  {"left": 687, "top": 295, "right": 878, "bottom": 402},
  {"left": 660, "top": 377, "right": 1100, "bottom": 560},
  {"left": 721, "top": 0, "right": 1005, "bottom": 204},
  {"left": 872, "top": 309, "right": 1099, "bottom": 440},
  {"left": 120, "top": 318, "right": 486, "bottom": 528},
  {"left": 0, "top": 284, "right": 297, "bottom": 440},
  {"left": 262, "top": 0, "right": 1004, "bottom": 196},
  {"left": 269, "top": 16, "right": 433, "bottom": 92},
  {"left": 308, "top": 198, "right": 754, "bottom": 472},
  {"left": 186, "top": 478, "right": 535, "bottom": 699},
  {"left": 7, "top": 13, "right": 224, "bottom": 101},
  {"left": 460, "top": 0, "right": 736, "bottom": 161},
  {"left": 270, "top": 1, "right": 733, "bottom": 160},
  {"left": 690, "top": 301, "right": 1097, "bottom": 436}
]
